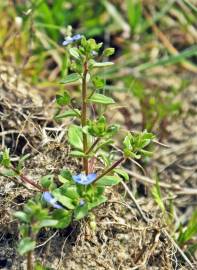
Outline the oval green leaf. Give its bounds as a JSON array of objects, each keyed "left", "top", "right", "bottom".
[
  {"left": 93, "top": 62, "right": 114, "bottom": 68},
  {"left": 55, "top": 109, "right": 80, "bottom": 119},
  {"left": 60, "top": 73, "right": 81, "bottom": 84},
  {"left": 68, "top": 125, "right": 83, "bottom": 150},
  {"left": 96, "top": 175, "right": 121, "bottom": 186},
  {"left": 88, "top": 93, "right": 115, "bottom": 105},
  {"left": 17, "top": 237, "right": 36, "bottom": 255}
]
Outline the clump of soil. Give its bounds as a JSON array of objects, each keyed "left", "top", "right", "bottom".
[{"left": 62, "top": 194, "right": 175, "bottom": 270}]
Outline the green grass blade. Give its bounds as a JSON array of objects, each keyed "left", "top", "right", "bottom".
[
  {"left": 135, "top": 46, "right": 197, "bottom": 72},
  {"left": 102, "top": 0, "right": 130, "bottom": 33},
  {"left": 183, "top": 0, "right": 197, "bottom": 13}
]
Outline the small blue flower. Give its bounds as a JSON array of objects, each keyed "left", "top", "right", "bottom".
[
  {"left": 62, "top": 34, "right": 82, "bottom": 46},
  {"left": 42, "top": 192, "right": 63, "bottom": 209},
  {"left": 72, "top": 173, "right": 96, "bottom": 185},
  {"left": 91, "top": 50, "right": 98, "bottom": 56},
  {"left": 79, "top": 199, "right": 85, "bottom": 206}
]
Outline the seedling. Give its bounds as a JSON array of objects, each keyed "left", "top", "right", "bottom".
[
  {"left": 128, "top": 78, "right": 182, "bottom": 139},
  {"left": 151, "top": 176, "right": 197, "bottom": 255}
]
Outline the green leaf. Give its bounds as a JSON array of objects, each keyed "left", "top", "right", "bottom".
[
  {"left": 106, "top": 124, "right": 119, "bottom": 137},
  {"left": 114, "top": 168, "right": 129, "bottom": 181},
  {"left": 58, "top": 175, "right": 70, "bottom": 184},
  {"left": 14, "top": 211, "right": 29, "bottom": 223},
  {"left": 60, "top": 169, "right": 73, "bottom": 181},
  {"left": 92, "top": 76, "right": 105, "bottom": 89},
  {"left": 38, "top": 219, "right": 58, "bottom": 228},
  {"left": 140, "top": 149, "right": 153, "bottom": 157},
  {"left": 17, "top": 237, "right": 36, "bottom": 255},
  {"left": 93, "top": 62, "right": 114, "bottom": 68},
  {"left": 96, "top": 175, "right": 121, "bottom": 186},
  {"left": 0, "top": 149, "right": 11, "bottom": 167},
  {"left": 95, "top": 139, "right": 113, "bottom": 152},
  {"left": 55, "top": 109, "right": 80, "bottom": 119},
  {"left": 88, "top": 116, "right": 107, "bottom": 137},
  {"left": 0, "top": 169, "right": 17, "bottom": 177},
  {"left": 68, "top": 125, "right": 83, "bottom": 150},
  {"left": 61, "top": 185, "right": 79, "bottom": 200},
  {"left": 123, "top": 131, "right": 155, "bottom": 159},
  {"left": 178, "top": 210, "right": 197, "bottom": 244},
  {"left": 141, "top": 131, "right": 155, "bottom": 141},
  {"left": 52, "top": 190, "right": 75, "bottom": 209},
  {"left": 34, "top": 262, "right": 43, "bottom": 270},
  {"left": 35, "top": 262, "right": 50, "bottom": 270},
  {"left": 88, "top": 195, "right": 107, "bottom": 210},
  {"left": 103, "top": 48, "right": 115, "bottom": 57},
  {"left": 151, "top": 177, "right": 165, "bottom": 214},
  {"left": 60, "top": 73, "right": 81, "bottom": 84},
  {"left": 56, "top": 91, "right": 70, "bottom": 106},
  {"left": 69, "top": 47, "right": 80, "bottom": 59},
  {"left": 40, "top": 175, "right": 54, "bottom": 189},
  {"left": 70, "top": 150, "right": 85, "bottom": 157},
  {"left": 88, "top": 93, "right": 115, "bottom": 105},
  {"left": 74, "top": 204, "right": 89, "bottom": 220},
  {"left": 95, "top": 186, "right": 105, "bottom": 196},
  {"left": 126, "top": 0, "right": 142, "bottom": 32},
  {"left": 52, "top": 209, "right": 72, "bottom": 229},
  {"left": 17, "top": 154, "right": 30, "bottom": 171}
]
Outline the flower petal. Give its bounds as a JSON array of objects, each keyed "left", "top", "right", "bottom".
[
  {"left": 62, "top": 41, "right": 69, "bottom": 46},
  {"left": 52, "top": 202, "right": 63, "bottom": 209},
  {"left": 42, "top": 192, "right": 63, "bottom": 209},
  {"left": 79, "top": 199, "right": 85, "bottom": 206},
  {"left": 91, "top": 50, "right": 97, "bottom": 56},
  {"left": 42, "top": 192, "right": 53, "bottom": 202},
  {"left": 62, "top": 34, "right": 82, "bottom": 46},
  {"left": 87, "top": 173, "right": 97, "bottom": 182},
  {"left": 72, "top": 174, "right": 83, "bottom": 183},
  {"left": 72, "top": 173, "right": 96, "bottom": 185},
  {"left": 72, "top": 34, "right": 82, "bottom": 41}
]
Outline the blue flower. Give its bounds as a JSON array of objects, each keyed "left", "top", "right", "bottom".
[
  {"left": 91, "top": 50, "right": 98, "bottom": 56},
  {"left": 42, "top": 192, "right": 63, "bottom": 209},
  {"left": 62, "top": 34, "right": 82, "bottom": 46},
  {"left": 79, "top": 199, "right": 85, "bottom": 206},
  {"left": 72, "top": 173, "right": 96, "bottom": 185}
]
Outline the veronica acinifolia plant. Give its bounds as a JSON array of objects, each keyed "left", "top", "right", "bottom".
[{"left": 0, "top": 34, "right": 155, "bottom": 270}]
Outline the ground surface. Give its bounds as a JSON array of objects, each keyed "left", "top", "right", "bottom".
[{"left": 0, "top": 61, "right": 197, "bottom": 270}]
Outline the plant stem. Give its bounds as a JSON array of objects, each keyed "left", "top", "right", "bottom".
[
  {"left": 81, "top": 61, "right": 89, "bottom": 174},
  {"left": 27, "top": 251, "right": 33, "bottom": 270},
  {"left": 20, "top": 174, "right": 44, "bottom": 191},
  {"left": 85, "top": 138, "right": 101, "bottom": 155},
  {"left": 10, "top": 165, "right": 46, "bottom": 192},
  {"left": 68, "top": 104, "right": 81, "bottom": 117},
  {"left": 94, "top": 156, "right": 125, "bottom": 182},
  {"left": 27, "top": 228, "right": 34, "bottom": 270},
  {"left": 11, "top": 166, "right": 44, "bottom": 191}
]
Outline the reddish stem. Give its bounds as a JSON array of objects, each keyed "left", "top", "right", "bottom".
[
  {"left": 94, "top": 156, "right": 125, "bottom": 182},
  {"left": 20, "top": 174, "right": 44, "bottom": 192},
  {"left": 81, "top": 61, "right": 89, "bottom": 174}
]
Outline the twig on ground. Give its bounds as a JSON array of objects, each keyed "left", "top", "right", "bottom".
[
  {"left": 163, "top": 229, "right": 195, "bottom": 269},
  {"left": 133, "top": 230, "right": 161, "bottom": 268},
  {"left": 121, "top": 180, "right": 149, "bottom": 223},
  {"left": 57, "top": 227, "right": 76, "bottom": 270},
  {"left": 35, "top": 231, "right": 58, "bottom": 249},
  {"left": 125, "top": 169, "right": 197, "bottom": 195}
]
